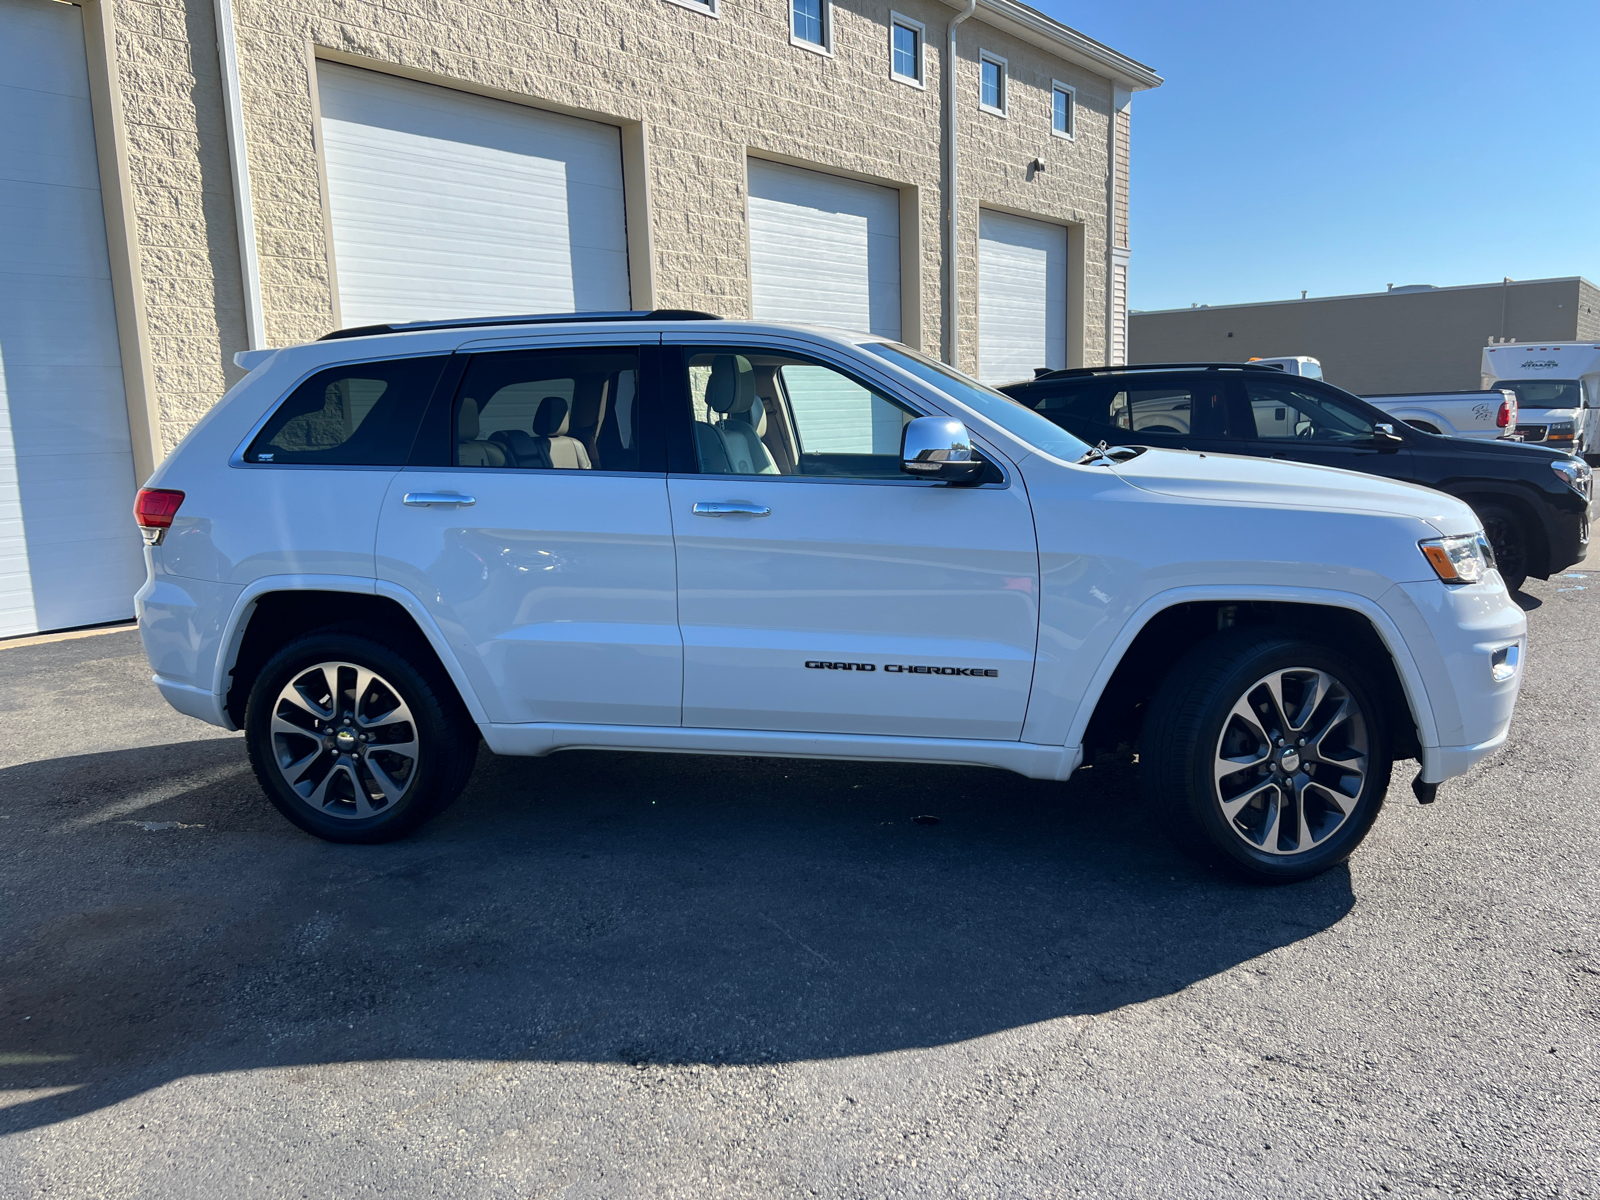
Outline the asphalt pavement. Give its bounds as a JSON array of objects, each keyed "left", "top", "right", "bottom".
[{"left": 1, "top": 570, "right": 1597, "bottom": 1198}]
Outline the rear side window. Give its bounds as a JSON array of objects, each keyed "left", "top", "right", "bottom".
[
  {"left": 245, "top": 357, "right": 444, "bottom": 465},
  {"left": 1024, "top": 377, "right": 1235, "bottom": 438},
  {"left": 453, "top": 348, "right": 648, "bottom": 471}
]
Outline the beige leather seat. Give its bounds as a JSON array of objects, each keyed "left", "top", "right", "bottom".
[
  {"left": 695, "top": 354, "right": 778, "bottom": 475},
  {"left": 532, "top": 397, "right": 592, "bottom": 470},
  {"left": 456, "top": 397, "right": 506, "bottom": 467}
]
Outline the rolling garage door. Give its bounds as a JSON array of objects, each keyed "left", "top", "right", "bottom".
[
  {"left": 747, "top": 159, "right": 900, "bottom": 341},
  {"left": 0, "top": 0, "right": 144, "bottom": 637},
  {"left": 977, "top": 210, "right": 1067, "bottom": 385},
  {"left": 316, "top": 63, "right": 631, "bottom": 328}
]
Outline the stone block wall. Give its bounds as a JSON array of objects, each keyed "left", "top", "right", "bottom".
[{"left": 109, "top": 0, "right": 1127, "bottom": 445}]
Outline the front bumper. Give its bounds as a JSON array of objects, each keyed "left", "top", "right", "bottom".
[{"left": 1389, "top": 579, "right": 1527, "bottom": 784}]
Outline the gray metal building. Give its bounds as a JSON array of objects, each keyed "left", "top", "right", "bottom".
[{"left": 1130, "top": 276, "right": 1600, "bottom": 394}]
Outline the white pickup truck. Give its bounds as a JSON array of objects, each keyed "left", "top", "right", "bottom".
[{"left": 1363, "top": 390, "right": 1519, "bottom": 443}]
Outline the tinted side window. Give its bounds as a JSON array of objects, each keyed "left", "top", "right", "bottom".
[
  {"left": 682, "top": 348, "right": 916, "bottom": 479},
  {"left": 1024, "top": 380, "right": 1120, "bottom": 427},
  {"left": 1246, "top": 379, "right": 1374, "bottom": 442},
  {"left": 246, "top": 357, "right": 444, "bottom": 465},
  {"left": 453, "top": 348, "right": 647, "bottom": 471},
  {"left": 1025, "top": 376, "right": 1235, "bottom": 438}
]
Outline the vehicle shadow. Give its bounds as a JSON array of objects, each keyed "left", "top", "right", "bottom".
[{"left": 0, "top": 737, "right": 1355, "bottom": 1132}]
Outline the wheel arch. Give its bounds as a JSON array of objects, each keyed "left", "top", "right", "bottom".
[
  {"left": 1066, "top": 588, "right": 1435, "bottom": 765},
  {"left": 1449, "top": 486, "right": 1551, "bottom": 578},
  {"left": 217, "top": 577, "right": 486, "bottom": 729}
]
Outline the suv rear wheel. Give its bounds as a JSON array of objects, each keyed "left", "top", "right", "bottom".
[
  {"left": 244, "top": 632, "right": 477, "bottom": 843},
  {"left": 1141, "top": 632, "right": 1392, "bottom": 883}
]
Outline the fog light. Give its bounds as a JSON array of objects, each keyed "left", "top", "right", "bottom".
[{"left": 1491, "top": 645, "right": 1519, "bottom": 683}]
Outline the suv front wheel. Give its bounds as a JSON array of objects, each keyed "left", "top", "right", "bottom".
[
  {"left": 1141, "top": 632, "right": 1392, "bottom": 883},
  {"left": 244, "top": 632, "right": 477, "bottom": 843}
]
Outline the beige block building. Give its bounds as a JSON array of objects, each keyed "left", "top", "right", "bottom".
[
  {"left": 0, "top": 0, "right": 1156, "bottom": 635},
  {"left": 1130, "top": 276, "right": 1600, "bottom": 396}
]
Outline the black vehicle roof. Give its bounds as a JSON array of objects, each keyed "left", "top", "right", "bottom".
[{"left": 1019, "top": 362, "right": 1285, "bottom": 383}]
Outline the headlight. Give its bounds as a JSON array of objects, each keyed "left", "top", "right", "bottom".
[
  {"left": 1551, "top": 456, "right": 1592, "bottom": 497},
  {"left": 1546, "top": 421, "right": 1576, "bottom": 442},
  {"left": 1420, "top": 532, "right": 1497, "bottom": 584}
]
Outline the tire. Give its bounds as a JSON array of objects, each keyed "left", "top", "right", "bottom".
[
  {"left": 1140, "top": 632, "right": 1392, "bottom": 884},
  {"left": 244, "top": 631, "right": 478, "bottom": 843},
  {"left": 1476, "top": 504, "right": 1529, "bottom": 592}
]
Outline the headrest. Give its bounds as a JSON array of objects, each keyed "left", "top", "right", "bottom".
[
  {"left": 533, "top": 396, "right": 570, "bottom": 437},
  {"left": 457, "top": 397, "right": 480, "bottom": 441},
  {"left": 733, "top": 396, "right": 767, "bottom": 438},
  {"left": 706, "top": 354, "right": 756, "bottom": 415}
]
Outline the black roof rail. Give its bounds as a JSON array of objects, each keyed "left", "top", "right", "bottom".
[
  {"left": 318, "top": 309, "right": 722, "bottom": 341},
  {"left": 1027, "top": 361, "right": 1283, "bottom": 382}
]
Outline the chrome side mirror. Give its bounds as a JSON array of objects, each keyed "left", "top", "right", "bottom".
[
  {"left": 901, "top": 416, "right": 985, "bottom": 484},
  {"left": 1373, "top": 421, "right": 1403, "bottom": 453}
]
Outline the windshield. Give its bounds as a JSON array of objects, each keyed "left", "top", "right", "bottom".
[
  {"left": 862, "top": 343, "right": 1091, "bottom": 461},
  {"left": 1492, "top": 379, "right": 1582, "bottom": 409},
  {"left": 1300, "top": 361, "right": 1324, "bottom": 380}
]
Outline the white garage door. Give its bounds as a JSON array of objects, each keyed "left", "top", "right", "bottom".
[
  {"left": 747, "top": 159, "right": 900, "bottom": 341},
  {"left": 0, "top": 0, "right": 143, "bottom": 637},
  {"left": 977, "top": 210, "right": 1068, "bottom": 386},
  {"left": 317, "top": 63, "right": 631, "bottom": 328}
]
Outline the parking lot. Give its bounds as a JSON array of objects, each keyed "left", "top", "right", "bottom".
[{"left": 1, "top": 571, "right": 1596, "bottom": 1199}]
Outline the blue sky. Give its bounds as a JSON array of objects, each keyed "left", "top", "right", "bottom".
[{"left": 1034, "top": 0, "right": 1600, "bottom": 312}]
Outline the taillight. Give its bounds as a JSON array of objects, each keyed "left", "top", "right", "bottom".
[
  {"left": 1496, "top": 396, "right": 1517, "bottom": 429},
  {"left": 134, "top": 488, "right": 185, "bottom": 546}
]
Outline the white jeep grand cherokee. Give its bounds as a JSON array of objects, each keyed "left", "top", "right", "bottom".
[{"left": 134, "top": 312, "right": 1527, "bottom": 882}]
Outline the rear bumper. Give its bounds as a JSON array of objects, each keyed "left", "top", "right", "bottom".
[{"left": 153, "top": 674, "right": 234, "bottom": 729}]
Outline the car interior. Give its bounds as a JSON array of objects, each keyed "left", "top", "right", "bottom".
[
  {"left": 452, "top": 349, "right": 641, "bottom": 470},
  {"left": 686, "top": 349, "right": 914, "bottom": 478}
]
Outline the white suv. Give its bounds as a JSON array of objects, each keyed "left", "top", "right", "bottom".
[{"left": 134, "top": 312, "right": 1527, "bottom": 881}]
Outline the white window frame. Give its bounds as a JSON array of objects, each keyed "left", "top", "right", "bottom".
[
  {"left": 1051, "top": 79, "right": 1076, "bottom": 140},
  {"left": 889, "top": 13, "right": 925, "bottom": 88},
  {"left": 979, "top": 51, "right": 1008, "bottom": 118},
  {"left": 662, "top": 0, "right": 718, "bottom": 16},
  {"left": 790, "top": 0, "right": 833, "bottom": 56}
]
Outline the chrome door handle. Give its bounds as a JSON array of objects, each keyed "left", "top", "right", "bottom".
[
  {"left": 693, "top": 501, "right": 770, "bottom": 517},
  {"left": 403, "top": 492, "right": 476, "bottom": 507}
]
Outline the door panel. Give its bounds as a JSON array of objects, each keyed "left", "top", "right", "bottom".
[
  {"left": 376, "top": 345, "right": 680, "bottom": 727},
  {"left": 666, "top": 344, "right": 1039, "bottom": 740},
  {"left": 670, "top": 478, "right": 1039, "bottom": 738},
  {"left": 378, "top": 473, "right": 680, "bottom": 725}
]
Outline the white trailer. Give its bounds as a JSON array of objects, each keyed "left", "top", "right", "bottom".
[
  {"left": 1246, "top": 356, "right": 1323, "bottom": 378},
  {"left": 1481, "top": 342, "right": 1600, "bottom": 460}
]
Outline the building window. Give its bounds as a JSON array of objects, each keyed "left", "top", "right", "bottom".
[
  {"left": 662, "top": 0, "right": 717, "bottom": 15},
  {"left": 890, "top": 14, "right": 924, "bottom": 86},
  {"left": 1052, "top": 81, "right": 1076, "bottom": 139},
  {"left": 792, "top": 0, "right": 828, "bottom": 49},
  {"left": 980, "top": 52, "right": 1007, "bottom": 116}
]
